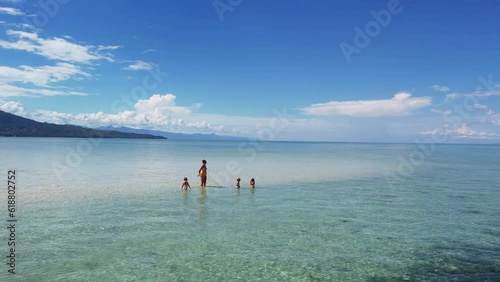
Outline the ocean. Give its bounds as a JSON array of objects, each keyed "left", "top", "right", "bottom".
[{"left": 0, "top": 138, "right": 499, "bottom": 281}]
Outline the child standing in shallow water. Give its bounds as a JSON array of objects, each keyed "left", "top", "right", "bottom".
[
  {"left": 181, "top": 177, "right": 191, "bottom": 190},
  {"left": 236, "top": 177, "right": 241, "bottom": 188},
  {"left": 250, "top": 178, "right": 255, "bottom": 188}
]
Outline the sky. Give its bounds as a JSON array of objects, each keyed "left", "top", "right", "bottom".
[{"left": 0, "top": 0, "right": 500, "bottom": 143}]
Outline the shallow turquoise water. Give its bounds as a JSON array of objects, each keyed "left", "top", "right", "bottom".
[{"left": 0, "top": 138, "right": 499, "bottom": 281}]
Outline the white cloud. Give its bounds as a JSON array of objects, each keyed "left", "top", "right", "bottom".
[
  {"left": 0, "top": 63, "right": 90, "bottom": 87},
  {"left": 445, "top": 93, "right": 461, "bottom": 101},
  {"left": 422, "top": 123, "right": 499, "bottom": 140},
  {"left": 486, "top": 110, "right": 500, "bottom": 126},
  {"left": 0, "top": 7, "right": 23, "bottom": 15},
  {"left": 429, "top": 85, "right": 450, "bottom": 92},
  {"left": 142, "top": 49, "right": 157, "bottom": 54},
  {"left": 0, "top": 94, "right": 300, "bottom": 138},
  {"left": 124, "top": 60, "right": 154, "bottom": 71},
  {"left": 0, "top": 30, "right": 115, "bottom": 63},
  {"left": 97, "top": 45, "right": 121, "bottom": 51},
  {"left": 0, "top": 84, "right": 87, "bottom": 97},
  {"left": 299, "top": 92, "right": 432, "bottom": 117},
  {"left": 12, "top": 94, "right": 199, "bottom": 131},
  {"left": 0, "top": 99, "right": 26, "bottom": 116},
  {"left": 134, "top": 94, "right": 191, "bottom": 115},
  {"left": 0, "top": 62, "right": 91, "bottom": 97},
  {"left": 0, "top": 30, "right": 119, "bottom": 97},
  {"left": 465, "top": 77, "right": 500, "bottom": 97},
  {"left": 9, "top": 93, "right": 497, "bottom": 142},
  {"left": 474, "top": 104, "right": 488, "bottom": 110},
  {"left": 464, "top": 90, "right": 500, "bottom": 97},
  {"left": 430, "top": 109, "right": 452, "bottom": 115}
]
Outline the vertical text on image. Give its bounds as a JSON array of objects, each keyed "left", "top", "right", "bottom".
[{"left": 6, "top": 170, "right": 17, "bottom": 275}]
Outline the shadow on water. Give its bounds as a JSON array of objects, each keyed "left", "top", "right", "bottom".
[
  {"left": 369, "top": 241, "right": 500, "bottom": 281},
  {"left": 203, "top": 185, "right": 225, "bottom": 188}
]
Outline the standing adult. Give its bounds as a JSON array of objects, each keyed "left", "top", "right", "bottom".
[{"left": 198, "top": 159, "right": 207, "bottom": 187}]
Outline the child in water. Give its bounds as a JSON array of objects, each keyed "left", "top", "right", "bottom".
[
  {"left": 250, "top": 178, "right": 255, "bottom": 188},
  {"left": 181, "top": 177, "right": 191, "bottom": 190},
  {"left": 236, "top": 177, "right": 241, "bottom": 188}
]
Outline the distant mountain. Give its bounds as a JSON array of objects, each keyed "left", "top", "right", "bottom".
[
  {"left": 0, "top": 110, "right": 166, "bottom": 139},
  {"left": 97, "top": 126, "right": 249, "bottom": 141}
]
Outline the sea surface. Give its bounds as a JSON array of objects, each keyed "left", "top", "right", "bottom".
[{"left": 0, "top": 138, "right": 499, "bottom": 281}]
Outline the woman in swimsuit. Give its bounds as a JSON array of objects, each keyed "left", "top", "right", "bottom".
[{"left": 198, "top": 160, "right": 207, "bottom": 187}]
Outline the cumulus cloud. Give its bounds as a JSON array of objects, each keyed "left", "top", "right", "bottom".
[
  {"left": 429, "top": 85, "right": 450, "bottom": 92},
  {"left": 134, "top": 94, "right": 191, "bottom": 115},
  {"left": 0, "top": 30, "right": 115, "bottom": 63},
  {"left": 1, "top": 94, "right": 216, "bottom": 133},
  {"left": 0, "top": 94, "right": 305, "bottom": 138},
  {"left": 299, "top": 92, "right": 432, "bottom": 117},
  {"left": 0, "top": 7, "right": 23, "bottom": 15},
  {"left": 0, "top": 99, "right": 26, "bottom": 116},
  {"left": 124, "top": 60, "right": 154, "bottom": 71},
  {"left": 422, "top": 123, "right": 499, "bottom": 140}
]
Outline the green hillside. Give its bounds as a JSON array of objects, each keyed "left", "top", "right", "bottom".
[{"left": 0, "top": 110, "right": 166, "bottom": 139}]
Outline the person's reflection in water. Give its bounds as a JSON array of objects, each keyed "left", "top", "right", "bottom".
[
  {"left": 182, "top": 189, "right": 189, "bottom": 202},
  {"left": 181, "top": 190, "right": 191, "bottom": 219},
  {"left": 198, "top": 187, "right": 208, "bottom": 231}
]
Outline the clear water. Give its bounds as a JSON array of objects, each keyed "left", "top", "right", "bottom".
[{"left": 0, "top": 138, "right": 499, "bottom": 281}]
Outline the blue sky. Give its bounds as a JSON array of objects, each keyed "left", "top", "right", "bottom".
[{"left": 1, "top": 0, "right": 500, "bottom": 142}]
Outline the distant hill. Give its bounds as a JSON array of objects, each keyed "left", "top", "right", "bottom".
[
  {"left": 0, "top": 110, "right": 166, "bottom": 139},
  {"left": 97, "top": 126, "right": 249, "bottom": 141}
]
